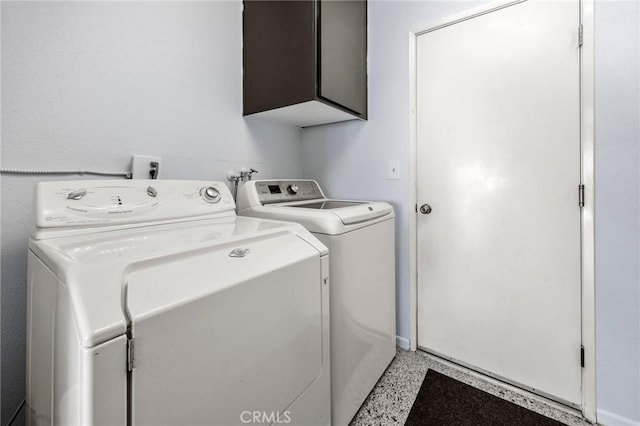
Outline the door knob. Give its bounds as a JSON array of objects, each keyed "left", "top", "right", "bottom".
[{"left": 419, "top": 204, "right": 432, "bottom": 215}]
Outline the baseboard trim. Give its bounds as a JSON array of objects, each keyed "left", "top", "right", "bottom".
[
  {"left": 396, "top": 335, "right": 411, "bottom": 350},
  {"left": 597, "top": 409, "right": 640, "bottom": 426}
]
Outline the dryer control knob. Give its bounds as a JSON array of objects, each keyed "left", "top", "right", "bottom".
[
  {"left": 287, "top": 184, "right": 299, "bottom": 195},
  {"left": 67, "top": 189, "right": 87, "bottom": 200},
  {"left": 201, "top": 186, "right": 221, "bottom": 203}
]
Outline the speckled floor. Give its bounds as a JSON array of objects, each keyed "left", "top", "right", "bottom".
[{"left": 350, "top": 350, "right": 595, "bottom": 426}]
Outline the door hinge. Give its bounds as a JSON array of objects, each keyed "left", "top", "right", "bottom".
[
  {"left": 579, "top": 184, "right": 585, "bottom": 207},
  {"left": 127, "top": 338, "right": 135, "bottom": 372},
  {"left": 578, "top": 25, "right": 584, "bottom": 47},
  {"left": 415, "top": 203, "right": 418, "bottom": 213},
  {"left": 580, "top": 345, "right": 585, "bottom": 368}
]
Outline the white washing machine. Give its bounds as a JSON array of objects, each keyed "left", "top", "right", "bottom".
[
  {"left": 26, "top": 180, "right": 331, "bottom": 426},
  {"left": 237, "top": 179, "right": 396, "bottom": 426}
]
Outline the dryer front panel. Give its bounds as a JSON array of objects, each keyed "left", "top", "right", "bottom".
[{"left": 125, "top": 233, "right": 330, "bottom": 425}]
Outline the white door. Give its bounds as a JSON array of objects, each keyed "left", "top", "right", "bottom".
[{"left": 416, "top": 0, "right": 582, "bottom": 406}]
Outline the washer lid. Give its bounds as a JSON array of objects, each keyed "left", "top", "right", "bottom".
[
  {"left": 285, "top": 200, "right": 393, "bottom": 225},
  {"left": 238, "top": 201, "right": 394, "bottom": 234},
  {"left": 288, "top": 200, "right": 365, "bottom": 210},
  {"left": 236, "top": 180, "right": 395, "bottom": 233},
  {"left": 30, "top": 216, "right": 327, "bottom": 348}
]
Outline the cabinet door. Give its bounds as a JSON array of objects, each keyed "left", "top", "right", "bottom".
[
  {"left": 318, "top": 0, "right": 367, "bottom": 117},
  {"left": 243, "top": 1, "right": 317, "bottom": 115}
]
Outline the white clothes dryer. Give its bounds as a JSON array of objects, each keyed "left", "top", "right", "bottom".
[
  {"left": 237, "top": 179, "right": 396, "bottom": 426},
  {"left": 26, "top": 180, "right": 330, "bottom": 426}
]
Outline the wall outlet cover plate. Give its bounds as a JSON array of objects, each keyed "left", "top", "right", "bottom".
[
  {"left": 388, "top": 160, "right": 400, "bottom": 180},
  {"left": 131, "top": 155, "right": 161, "bottom": 180}
]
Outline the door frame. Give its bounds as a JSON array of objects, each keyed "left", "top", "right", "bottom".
[{"left": 407, "top": 0, "right": 596, "bottom": 421}]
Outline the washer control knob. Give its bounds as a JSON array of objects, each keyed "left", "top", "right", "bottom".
[
  {"left": 287, "top": 184, "right": 299, "bottom": 195},
  {"left": 201, "top": 186, "right": 221, "bottom": 203}
]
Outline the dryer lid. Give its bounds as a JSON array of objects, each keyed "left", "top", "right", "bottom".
[
  {"left": 30, "top": 216, "right": 327, "bottom": 348},
  {"left": 126, "top": 233, "right": 326, "bottom": 425}
]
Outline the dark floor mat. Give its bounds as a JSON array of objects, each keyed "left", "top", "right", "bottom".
[{"left": 404, "top": 369, "right": 565, "bottom": 426}]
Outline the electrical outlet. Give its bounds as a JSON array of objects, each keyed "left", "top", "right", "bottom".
[
  {"left": 131, "top": 155, "right": 162, "bottom": 180},
  {"left": 388, "top": 160, "right": 400, "bottom": 180}
]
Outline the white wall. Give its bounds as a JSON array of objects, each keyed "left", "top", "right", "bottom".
[
  {"left": 302, "top": 0, "right": 640, "bottom": 423},
  {"left": 0, "top": 1, "right": 302, "bottom": 423},
  {"left": 594, "top": 1, "right": 640, "bottom": 425}
]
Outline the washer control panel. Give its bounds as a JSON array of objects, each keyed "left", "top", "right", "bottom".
[
  {"left": 34, "top": 180, "right": 235, "bottom": 230},
  {"left": 255, "top": 180, "right": 324, "bottom": 204}
]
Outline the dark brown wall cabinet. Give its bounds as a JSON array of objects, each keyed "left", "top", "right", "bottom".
[{"left": 243, "top": 0, "right": 367, "bottom": 128}]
